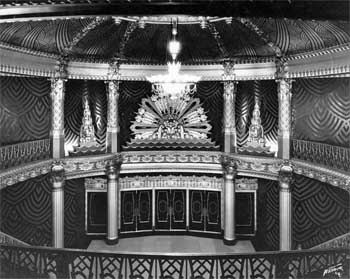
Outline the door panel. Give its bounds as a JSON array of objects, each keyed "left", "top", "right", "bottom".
[
  {"left": 236, "top": 192, "right": 255, "bottom": 235},
  {"left": 87, "top": 192, "right": 107, "bottom": 234},
  {"left": 206, "top": 191, "right": 221, "bottom": 232},
  {"left": 156, "top": 190, "right": 170, "bottom": 229},
  {"left": 171, "top": 190, "right": 186, "bottom": 230},
  {"left": 137, "top": 190, "right": 152, "bottom": 231},
  {"left": 121, "top": 191, "right": 136, "bottom": 232},
  {"left": 189, "top": 190, "right": 205, "bottom": 231}
]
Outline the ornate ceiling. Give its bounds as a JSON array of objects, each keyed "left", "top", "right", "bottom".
[{"left": 0, "top": 16, "right": 348, "bottom": 64}]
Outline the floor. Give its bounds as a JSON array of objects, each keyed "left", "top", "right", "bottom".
[{"left": 88, "top": 235, "right": 255, "bottom": 254}]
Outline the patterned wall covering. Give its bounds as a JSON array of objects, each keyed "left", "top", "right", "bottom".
[
  {"left": 0, "top": 174, "right": 52, "bottom": 246},
  {"left": 254, "top": 176, "right": 350, "bottom": 251},
  {"left": 119, "top": 81, "right": 152, "bottom": 148},
  {"left": 0, "top": 76, "right": 51, "bottom": 146},
  {"left": 235, "top": 80, "right": 278, "bottom": 148},
  {"left": 292, "top": 174, "right": 350, "bottom": 249},
  {"left": 196, "top": 82, "right": 223, "bottom": 146},
  {"left": 64, "top": 79, "right": 106, "bottom": 153},
  {"left": 0, "top": 175, "right": 88, "bottom": 248},
  {"left": 293, "top": 78, "right": 350, "bottom": 147}
]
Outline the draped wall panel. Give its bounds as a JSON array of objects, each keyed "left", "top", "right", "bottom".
[
  {"left": 235, "top": 80, "right": 278, "bottom": 147},
  {"left": 0, "top": 76, "right": 51, "bottom": 146},
  {"left": 0, "top": 175, "right": 87, "bottom": 248},
  {"left": 293, "top": 78, "right": 350, "bottom": 147},
  {"left": 64, "top": 80, "right": 107, "bottom": 151}
]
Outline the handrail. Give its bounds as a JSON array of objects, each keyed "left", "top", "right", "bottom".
[
  {"left": 0, "top": 231, "right": 28, "bottom": 246},
  {"left": 311, "top": 232, "right": 350, "bottom": 250},
  {"left": 0, "top": 244, "right": 349, "bottom": 279},
  {"left": 0, "top": 139, "right": 51, "bottom": 170},
  {"left": 292, "top": 139, "right": 350, "bottom": 172}
]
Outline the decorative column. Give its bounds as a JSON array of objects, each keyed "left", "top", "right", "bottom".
[
  {"left": 106, "top": 81, "right": 120, "bottom": 153},
  {"left": 223, "top": 81, "right": 237, "bottom": 153},
  {"left": 106, "top": 60, "right": 121, "bottom": 153},
  {"left": 106, "top": 160, "right": 120, "bottom": 245},
  {"left": 51, "top": 78, "right": 66, "bottom": 158},
  {"left": 222, "top": 60, "right": 237, "bottom": 153},
  {"left": 279, "top": 162, "right": 294, "bottom": 251},
  {"left": 223, "top": 158, "right": 237, "bottom": 245},
  {"left": 51, "top": 59, "right": 67, "bottom": 158},
  {"left": 276, "top": 58, "right": 293, "bottom": 160},
  {"left": 51, "top": 162, "right": 65, "bottom": 248}
]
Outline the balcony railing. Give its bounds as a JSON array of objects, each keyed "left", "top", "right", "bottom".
[
  {"left": 0, "top": 244, "right": 349, "bottom": 279},
  {"left": 0, "top": 232, "right": 28, "bottom": 246},
  {"left": 0, "top": 139, "right": 51, "bottom": 170},
  {"left": 292, "top": 139, "right": 350, "bottom": 172}
]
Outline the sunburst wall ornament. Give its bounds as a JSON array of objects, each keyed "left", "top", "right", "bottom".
[
  {"left": 146, "top": 18, "right": 200, "bottom": 100},
  {"left": 126, "top": 93, "right": 218, "bottom": 150}
]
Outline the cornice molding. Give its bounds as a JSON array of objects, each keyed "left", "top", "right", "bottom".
[{"left": 292, "top": 159, "right": 350, "bottom": 192}]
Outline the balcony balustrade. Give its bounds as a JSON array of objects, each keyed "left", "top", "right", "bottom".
[
  {"left": 0, "top": 139, "right": 51, "bottom": 170},
  {"left": 0, "top": 244, "right": 349, "bottom": 279},
  {"left": 292, "top": 139, "right": 350, "bottom": 172}
]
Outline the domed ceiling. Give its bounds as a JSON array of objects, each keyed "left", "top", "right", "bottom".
[{"left": 1, "top": 16, "right": 349, "bottom": 64}]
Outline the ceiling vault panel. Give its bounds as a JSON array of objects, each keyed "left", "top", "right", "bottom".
[
  {"left": 62, "top": 16, "right": 109, "bottom": 57},
  {"left": 207, "top": 22, "right": 229, "bottom": 59},
  {"left": 112, "top": 21, "right": 138, "bottom": 60}
]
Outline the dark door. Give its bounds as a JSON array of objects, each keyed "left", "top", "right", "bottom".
[
  {"left": 205, "top": 191, "right": 221, "bottom": 232},
  {"left": 87, "top": 192, "right": 107, "bottom": 234},
  {"left": 121, "top": 191, "right": 137, "bottom": 232},
  {"left": 189, "top": 190, "right": 205, "bottom": 231},
  {"left": 137, "top": 190, "right": 153, "bottom": 231},
  {"left": 236, "top": 192, "right": 255, "bottom": 235},
  {"left": 155, "top": 190, "right": 170, "bottom": 230},
  {"left": 171, "top": 190, "right": 186, "bottom": 230}
]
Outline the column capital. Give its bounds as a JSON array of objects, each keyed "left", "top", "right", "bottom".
[
  {"left": 279, "top": 161, "right": 294, "bottom": 191},
  {"left": 107, "top": 59, "right": 121, "bottom": 81},
  {"left": 222, "top": 157, "right": 237, "bottom": 179},
  {"left": 106, "top": 158, "right": 122, "bottom": 179},
  {"left": 222, "top": 59, "right": 236, "bottom": 81},
  {"left": 51, "top": 161, "right": 65, "bottom": 186},
  {"left": 54, "top": 57, "right": 68, "bottom": 80}
]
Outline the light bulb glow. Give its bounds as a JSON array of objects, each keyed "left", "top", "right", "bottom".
[{"left": 168, "top": 39, "right": 181, "bottom": 60}]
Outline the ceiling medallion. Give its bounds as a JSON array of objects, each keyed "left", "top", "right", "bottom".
[{"left": 146, "top": 19, "right": 200, "bottom": 100}]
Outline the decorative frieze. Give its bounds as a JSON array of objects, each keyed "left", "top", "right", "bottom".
[{"left": 84, "top": 175, "right": 258, "bottom": 192}]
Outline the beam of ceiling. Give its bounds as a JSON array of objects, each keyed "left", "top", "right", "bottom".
[
  {"left": 112, "top": 21, "right": 138, "bottom": 60},
  {"left": 237, "top": 18, "right": 283, "bottom": 57},
  {"left": 0, "top": 1, "right": 348, "bottom": 21},
  {"left": 207, "top": 21, "right": 229, "bottom": 59},
  {"left": 61, "top": 16, "right": 109, "bottom": 57}
]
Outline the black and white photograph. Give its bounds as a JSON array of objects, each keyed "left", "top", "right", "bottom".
[{"left": 0, "top": 1, "right": 349, "bottom": 278}]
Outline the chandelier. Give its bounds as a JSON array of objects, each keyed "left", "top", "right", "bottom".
[{"left": 146, "top": 19, "right": 200, "bottom": 100}]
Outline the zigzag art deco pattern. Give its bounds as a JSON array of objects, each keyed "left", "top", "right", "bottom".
[
  {"left": 0, "top": 76, "right": 51, "bottom": 145},
  {"left": 0, "top": 175, "right": 87, "bottom": 248},
  {"left": 292, "top": 78, "right": 350, "bottom": 147}
]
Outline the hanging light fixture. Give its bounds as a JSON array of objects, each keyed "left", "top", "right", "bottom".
[{"left": 146, "top": 18, "right": 200, "bottom": 100}]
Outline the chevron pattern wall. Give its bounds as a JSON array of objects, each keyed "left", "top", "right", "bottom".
[
  {"left": 293, "top": 78, "right": 349, "bottom": 147},
  {"left": 0, "top": 175, "right": 87, "bottom": 248},
  {"left": 0, "top": 76, "right": 51, "bottom": 146}
]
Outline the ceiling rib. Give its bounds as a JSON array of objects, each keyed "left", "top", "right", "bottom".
[
  {"left": 207, "top": 21, "right": 229, "bottom": 59},
  {"left": 61, "top": 16, "right": 109, "bottom": 57},
  {"left": 237, "top": 18, "right": 283, "bottom": 57},
  {"left": 111, "top": 21, "right": 138, "bottom": 60}
]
